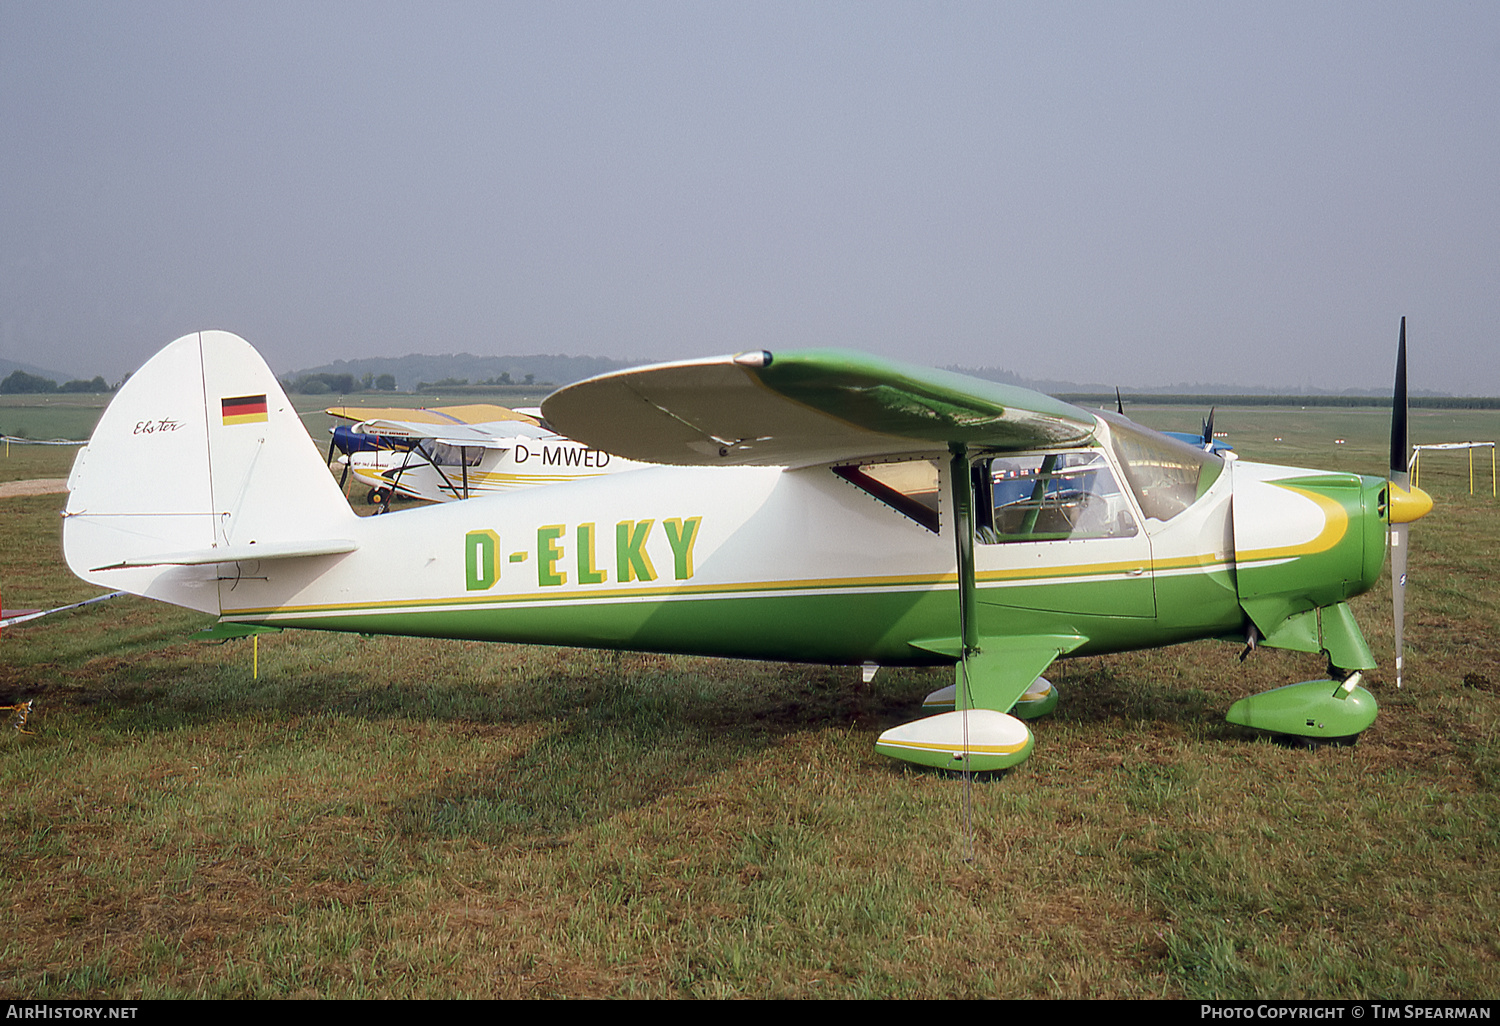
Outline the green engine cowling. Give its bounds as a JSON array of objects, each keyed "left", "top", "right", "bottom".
[{"left": 1232, "top": 470, "right": 1388, "bottom": 672}]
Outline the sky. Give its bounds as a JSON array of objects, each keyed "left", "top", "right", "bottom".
[{"left": 3, "top": 2, "right": 1497, "bottom": 393}]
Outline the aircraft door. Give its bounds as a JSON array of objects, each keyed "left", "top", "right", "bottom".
[{"left": 970, "top": 451, "right": 1155, "bottom": 618}]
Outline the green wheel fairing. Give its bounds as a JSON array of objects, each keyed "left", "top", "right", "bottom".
[
  {"left": 1226, "top": 679, "right": 1378, "bottom": 740},
  {"left": 1012, "top": 677, "right": 1059, "bottom": 719}
]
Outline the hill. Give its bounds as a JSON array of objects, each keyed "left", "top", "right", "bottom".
[
  {"left": 0, "top": 357, "right": 77, "bottom": 385},
  {"left": 283, "top": 353, "right": 649, "bottom": 392}
]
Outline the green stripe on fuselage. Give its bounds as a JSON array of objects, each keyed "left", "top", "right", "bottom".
[{"left": 225, "top": 561, "right": 1247, "bottom": 666}]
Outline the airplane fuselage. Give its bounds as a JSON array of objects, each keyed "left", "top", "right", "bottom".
[{"left": 213, "top": 442, "right": 1385, "bottom": 670}]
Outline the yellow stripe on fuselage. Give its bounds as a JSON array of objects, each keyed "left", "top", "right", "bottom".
[{"left": 220, "top": 553, "right": 1213, "bottom": 619}]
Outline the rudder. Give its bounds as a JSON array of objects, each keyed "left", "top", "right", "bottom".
[{"left": 64, "top": 331, "right": 356, "bottom": 614}]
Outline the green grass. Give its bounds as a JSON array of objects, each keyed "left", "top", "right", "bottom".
[
  {"left": 0, "top": 395, "right": 108, "bottom": 445},
  {"left": 1, "top": 404, "right": 1498, "bottom": 998}
]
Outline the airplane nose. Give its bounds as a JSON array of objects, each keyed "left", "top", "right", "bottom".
[{"left": 1389, "top": 482, "right": 1434, "bottom": 524}]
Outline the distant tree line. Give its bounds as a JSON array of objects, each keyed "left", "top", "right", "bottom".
[
  {"left": 276, "top": 370, "right": 552, "bottom": 394},
  {"left": 280, "top": 372, "right": 397, "bottom": 395},
  {"left": 412, "top": 372, "right": 545, "bottom": 391},
  {"left": 283, "top": 352, "right": 611, "bottom": 393},
  {"left": 0, "top": 370, "right": 112, "bottom": 394}
]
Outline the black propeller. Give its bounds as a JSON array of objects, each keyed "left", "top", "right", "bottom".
[
  {"left": 1390, "top": 318, "right": 1411, "bottom": 688},
  {"left": 325, "top": 431, "right": 351, "bottom": 488},
  {"left": 1390, "top": 318, "right": 1409, "bottom": 489},
  {"left": 1386, "top": 316, "right": 1433, "bottom": 688}
]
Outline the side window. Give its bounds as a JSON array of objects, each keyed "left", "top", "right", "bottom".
[
  {"left": 420, "top": 440, "right": 484, "bottom": 467},
  {"left": 979, "top": 452, "right": 1138, "bottom": 543},
  {"left": 832, "top": 459, "right": 941, "bottom": 532}
]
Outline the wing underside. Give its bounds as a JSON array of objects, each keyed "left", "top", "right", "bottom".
[{"left": 541, "top": 349, "right": 1098, "bottom": 468}]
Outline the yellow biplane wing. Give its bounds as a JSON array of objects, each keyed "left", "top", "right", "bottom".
[{"left": 325, "top": 404, "right": 538, "bottom": 427}]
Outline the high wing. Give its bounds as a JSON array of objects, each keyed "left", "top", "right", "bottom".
[
  {"left": 326, "top": 404, "right": 539, "bottom": 428},
  {"left": 542, "top": 347, "right": 1106, "bottom": 768},
  {"left": 541, "top": 349, "right": 1097, "bottom": 468}
]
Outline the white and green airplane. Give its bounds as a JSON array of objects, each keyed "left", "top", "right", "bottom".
[{"left": 62, "top": 326, "right": 1432, "bottom": 771}]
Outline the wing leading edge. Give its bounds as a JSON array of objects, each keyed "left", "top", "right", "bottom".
[{"left": 541, "top": 349, "right": 1098, "bottom": 468}]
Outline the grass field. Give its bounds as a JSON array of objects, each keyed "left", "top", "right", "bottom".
[{"left": 1, "top": 398, "right": 1497, "bottom": 999}]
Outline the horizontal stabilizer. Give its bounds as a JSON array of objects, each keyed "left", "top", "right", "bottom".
[{"left": 92, "top": 538, "right": 358, "bottom": 571}]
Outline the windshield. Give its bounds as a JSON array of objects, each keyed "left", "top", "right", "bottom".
[{"left": 1097, "top": 411, "right": 1223, "bottom": 522}]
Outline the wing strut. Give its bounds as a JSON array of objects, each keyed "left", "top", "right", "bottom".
[
  {"left": 949, "top": 443, "right": 979, "bottom": 665},
  {"left": 874, "top": 446, "right": 1085, "bottom": 772}
]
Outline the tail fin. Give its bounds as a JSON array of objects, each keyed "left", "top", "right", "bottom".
[{"left": 64, "top": 331, "right": 358, "bottom": 614}]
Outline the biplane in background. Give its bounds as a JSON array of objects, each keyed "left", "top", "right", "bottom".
[
  {"left": 1162, "top": 411, "right": 1234, "bottom": 454},
  {"left": 323, "top": 404, "right": 652, "bottom": 506},
  {"left": 1114, "top": 388, "right": 1234, "bottom": 455},
  {"left": 61, "top": 325, "right": 1430, "bottom": 772}
]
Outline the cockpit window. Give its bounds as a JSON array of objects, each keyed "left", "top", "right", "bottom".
[
  {"left": 832, "top": 459, "right": 941, "bottom": 532},
  {"left": 1097, "top": 411, "right": 1222, "bottom": 522},
  {"left": 978, "top": 451, "right": 1139, "bottom": 543}
]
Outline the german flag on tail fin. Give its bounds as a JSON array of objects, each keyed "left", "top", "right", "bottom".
[{"left": 221, "top": 394, "right": 268, "bottom": 425}]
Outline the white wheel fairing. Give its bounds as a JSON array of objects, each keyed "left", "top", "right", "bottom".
[{"left": 876, "top": 710, "right": 1034, "bottom": 771}]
